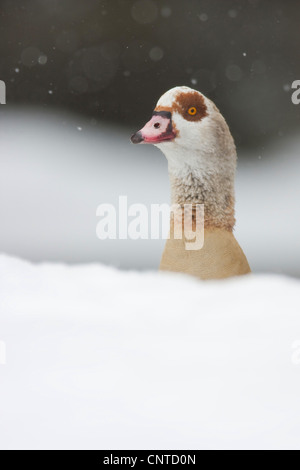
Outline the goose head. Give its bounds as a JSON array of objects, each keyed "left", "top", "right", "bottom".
[{"left": 131, "top": 86, "right": 236, "bottom": 179}]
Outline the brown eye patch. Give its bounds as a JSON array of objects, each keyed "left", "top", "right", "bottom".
[
  {"left": 173, "top": 91, "right": 208, "bottom": 122},
  {"left": 154, "top": 91, "right": 208, "bottom": 126}
]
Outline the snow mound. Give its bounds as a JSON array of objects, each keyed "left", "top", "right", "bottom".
[{"left": 0, "top": 255, "right": 300, "bottom": 450}]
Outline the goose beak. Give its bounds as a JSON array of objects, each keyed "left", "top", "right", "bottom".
[{"left": 131, "top": 111, "right": 176, "bottom": 144}]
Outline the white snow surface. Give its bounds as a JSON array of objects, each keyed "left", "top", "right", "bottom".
[{"left": 1, "top": 254, "right": 300, "bottom": 450}]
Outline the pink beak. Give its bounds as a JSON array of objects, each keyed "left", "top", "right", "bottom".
[{"left": 131, "top": 112, "right": 176, "bottom": 144}]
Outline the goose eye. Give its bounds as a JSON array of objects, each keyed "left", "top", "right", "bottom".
[{"left": 188, "top": 107, "right": 197, "bottom": 116}]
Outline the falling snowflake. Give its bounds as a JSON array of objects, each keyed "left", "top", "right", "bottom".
[
  {"left": 199, "top": 13, "right": 208, "bottom": 22},
  {"left": 228, "top": 9, "right": 238, "bottom": 18},
  {"left": 149, "top": 47, "right": 164, "bottom": 61},
  {"left": 38, "top": 55, "right": 48, "bottom": 65},
  {"left": 161, "top": 6, "right": 172, "bottom": 18}
]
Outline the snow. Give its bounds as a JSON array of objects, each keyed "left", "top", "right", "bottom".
[{"left": 0, "top": 254, "right": 300, "bottom": 450}]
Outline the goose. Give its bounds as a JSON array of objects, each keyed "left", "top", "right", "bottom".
[{"left": 131, "top": 86, "right": 251, "bottom": 280}]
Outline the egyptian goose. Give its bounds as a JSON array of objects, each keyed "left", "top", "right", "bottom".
[{"left": 131, "top": 86, "right": 251, "bottom": 280}]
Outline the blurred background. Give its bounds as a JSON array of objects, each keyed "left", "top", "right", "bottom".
[{"left": 0, "top": 0, "right": 299, "bottom": 276}]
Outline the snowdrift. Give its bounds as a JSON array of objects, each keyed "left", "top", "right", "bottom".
[{"left": 0, "top": 255, "right": 300, "bottom": 450}]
